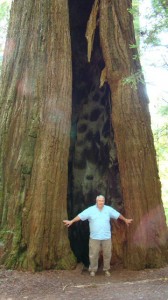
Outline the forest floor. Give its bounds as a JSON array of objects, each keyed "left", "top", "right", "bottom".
[{"left": 0, "top": 263, "right": 168, "bottom": 300}]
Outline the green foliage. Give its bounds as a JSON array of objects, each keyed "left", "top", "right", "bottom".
[
  {"left": 0, "top": 1, "right": 11, "bottom": 33},
  {"left": 142, "top": 0, "right": 168, "bottom": 46},
  {"left": 122, "top": 70, "right": 145, "bottom": 89},
  {"left": 130, "top": 0, "right": 140, "bottom": 46},
  {"left": 0, "top": 0, "right": 11, "bottom": 69},
  {"left": 152, "top": 0, "right": 168, "bottom": 16},
  {"left": 129, "top": 44, "right": 138, "bottom": 49},
  {"left": 0, "top": 2, "right": 10, "bottom": 22},
  {"left": 158, "top": 104, "right": 168, "bottom": 116}
]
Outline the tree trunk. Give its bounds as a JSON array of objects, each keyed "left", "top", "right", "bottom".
[
  {"left": 0, "top": 0, "right": 167, "bottom": 271},
  {"left": 0, "top": 0, "right": 76, "bottom": 271},
  {"left": 99, "top": 0, "right": 168, "bottom": 269}
]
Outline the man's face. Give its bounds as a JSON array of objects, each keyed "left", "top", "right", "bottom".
[{"left": 96, "top": 196, "right": 105, "bottom": 209}]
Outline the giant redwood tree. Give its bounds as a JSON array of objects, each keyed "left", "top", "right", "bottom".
[{"left": 0, "top": 0, "right": 167, "bottom": 271}]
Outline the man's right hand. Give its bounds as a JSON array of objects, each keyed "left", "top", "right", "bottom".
[{"left": 63, "top": 220, "right": 73, "bottom": 227}]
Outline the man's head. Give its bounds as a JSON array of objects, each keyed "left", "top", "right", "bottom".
[{"left": 96, "top": 195, "right": 105, "bottom": 209}]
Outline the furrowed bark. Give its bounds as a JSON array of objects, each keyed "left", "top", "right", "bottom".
[
  {"left": 99, "top": 0, "right": 168, "bottom": 269},
  {"left": 0, "top": 0, "right": 76, "bottom": 271}
]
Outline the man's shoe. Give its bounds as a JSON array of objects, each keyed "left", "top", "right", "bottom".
[
  {"left": 90, "top": 271, "right": 95, "bottom": 277},
  {"left": 104, "top": 270, "right": 111, "bottom": 277}
]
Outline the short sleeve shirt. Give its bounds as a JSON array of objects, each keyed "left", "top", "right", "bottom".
[{"left": 78, "top": 204, "right": 120, "bottom": 240}]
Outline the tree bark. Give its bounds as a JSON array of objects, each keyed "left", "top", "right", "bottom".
[
  {"left": 99, "top": 0, "right": 168, "bottom": 269},
  {"left": 0, "top": 0, "right": 76, "bottom": 271},
  {"left": 0, "top": 0, "right": 167, "bottom": 271}
]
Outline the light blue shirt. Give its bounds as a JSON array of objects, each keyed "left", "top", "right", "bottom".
[{"left": 78, "top": 204, "right": 120, "bottom": 240}]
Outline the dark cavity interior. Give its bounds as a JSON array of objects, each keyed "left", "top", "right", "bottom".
[{"left": 68, "top": 0, "right": 123, "bottom": 267}]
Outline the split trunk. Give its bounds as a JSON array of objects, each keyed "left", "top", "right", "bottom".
[{"left": 0, "top": 0, "right": 167, "bottom": 271}]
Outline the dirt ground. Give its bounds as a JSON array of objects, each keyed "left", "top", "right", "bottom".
[{"left": 0, "top": 264, "right": 168, "bottom": 300}]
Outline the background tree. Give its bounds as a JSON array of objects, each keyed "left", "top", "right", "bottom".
[{"left": 0, "top": 0, "right": 167, "bottom": 271}]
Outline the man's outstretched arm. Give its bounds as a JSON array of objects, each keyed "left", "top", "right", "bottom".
[
  {"left": 63, "top": 215, "right": 81, "bottom": 227},
  {"left": 118, "top": 214, "right": 133, "bottom": 227}
]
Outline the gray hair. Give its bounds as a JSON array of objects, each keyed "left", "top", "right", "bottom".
[{"left": 96, "top": 195, "right": 105, "bottom": 201}]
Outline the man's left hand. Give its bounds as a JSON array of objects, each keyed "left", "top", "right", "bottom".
[{"left": 125, "top": 218, "right": 133, "bottom": 227}]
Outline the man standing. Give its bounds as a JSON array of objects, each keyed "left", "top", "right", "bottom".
[{"left": 63, "top": 195, "right": 133, "bottom": 277}]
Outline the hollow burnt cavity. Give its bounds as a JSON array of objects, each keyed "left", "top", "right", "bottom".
[{"left": 68, "top": 0, "right": 123, "bottom": 266}]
